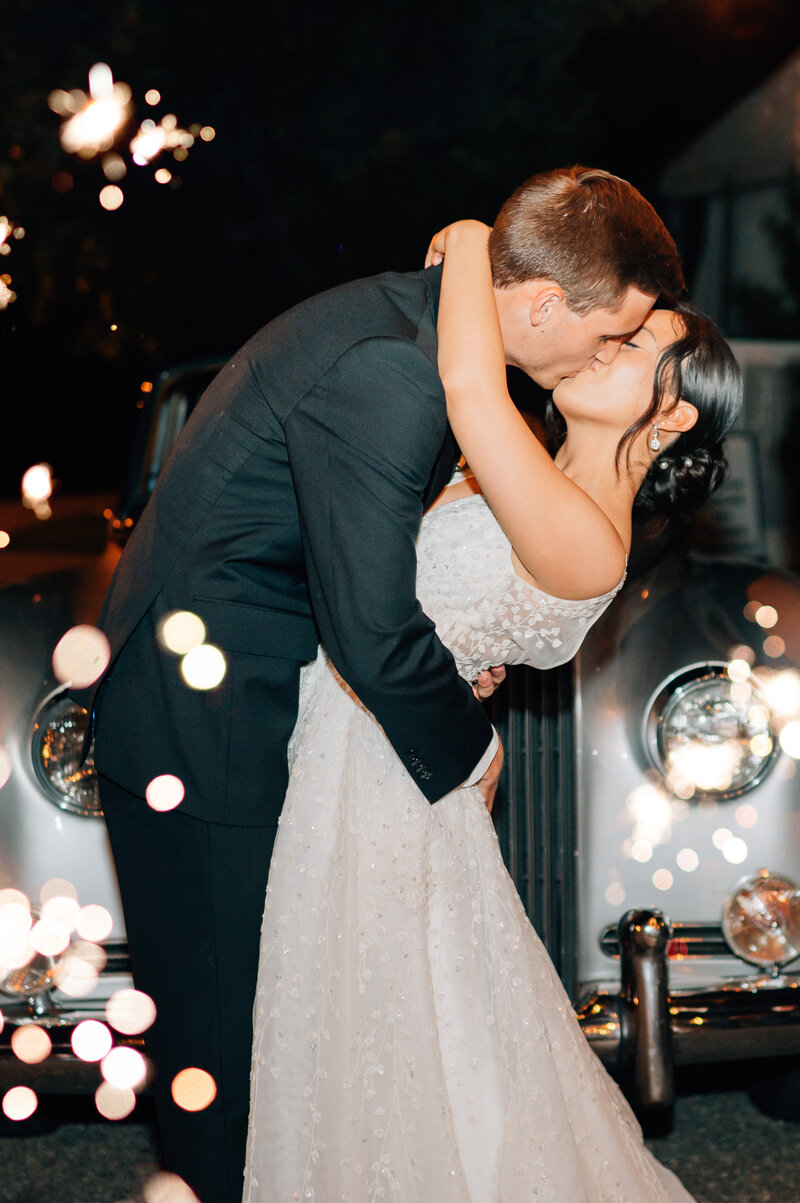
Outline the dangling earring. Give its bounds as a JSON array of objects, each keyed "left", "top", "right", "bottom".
[{"left": 650, "top": 423, "right": 661, "bottom": 452}]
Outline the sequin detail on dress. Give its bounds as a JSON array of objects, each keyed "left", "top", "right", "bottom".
[{"left": 244, "top": 496, "right": 693, "bottom": 1203}]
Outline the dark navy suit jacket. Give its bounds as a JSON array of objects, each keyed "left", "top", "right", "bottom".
[{"left": 82, "top": 265, "right": 493, "bottom": 826}]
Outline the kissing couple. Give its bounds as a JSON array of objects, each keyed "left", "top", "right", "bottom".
[{"left": 79, "top": 166, "right": 741, "bottom": 1201}]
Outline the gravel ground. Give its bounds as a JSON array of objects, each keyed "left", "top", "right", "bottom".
[{"left": 2, "top": 1069, "right": 800, "bottom": 1203}]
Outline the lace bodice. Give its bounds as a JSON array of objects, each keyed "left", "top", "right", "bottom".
[{"left": 416, "top": 494, "right": 623, "bottom": 679}]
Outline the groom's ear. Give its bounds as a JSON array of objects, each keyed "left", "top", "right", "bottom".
[{"left": 528, "top": 281, "right": 566, "bottom": 328}]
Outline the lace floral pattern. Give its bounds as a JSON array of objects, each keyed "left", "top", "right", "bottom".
[{"left": 244, "top": 497, "right": 692, "bottom": 1203}]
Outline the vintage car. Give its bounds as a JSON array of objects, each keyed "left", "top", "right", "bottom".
[{"left": 2, "top": 342, "right": 800, "bottom": 1119}]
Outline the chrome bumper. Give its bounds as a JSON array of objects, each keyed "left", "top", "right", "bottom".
[{"left": 577, "top": 909, "right": 800, "bottom": 1108}]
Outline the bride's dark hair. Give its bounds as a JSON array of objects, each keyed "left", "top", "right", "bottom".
[{"left": 546, "top": 301, "right": 743, "bottom": 527}]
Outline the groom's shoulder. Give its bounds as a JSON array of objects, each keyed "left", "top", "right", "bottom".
[{"left": 247, "top": 266, "right": 439, "bottom": 356}]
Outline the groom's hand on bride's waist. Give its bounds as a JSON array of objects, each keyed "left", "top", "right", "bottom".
[{"left": 472, "top": 665, "right": 506, "bottom": 701}]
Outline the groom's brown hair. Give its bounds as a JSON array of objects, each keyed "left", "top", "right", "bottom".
[{"left": 489, "top": 166, "right": 685, "bottom": 314}]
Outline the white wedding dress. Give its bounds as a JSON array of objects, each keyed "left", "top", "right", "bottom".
[{"left": 243, "top": 494, "right": 694, "bottom": 1203}]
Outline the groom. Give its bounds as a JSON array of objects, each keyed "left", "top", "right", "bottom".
[{"left": 82, "top": 166, "right": 684, "bottom": 1201}]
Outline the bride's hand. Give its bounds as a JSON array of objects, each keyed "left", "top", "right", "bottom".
[{"left": 424, "top": 219, "right": 492, "bottom": 268}]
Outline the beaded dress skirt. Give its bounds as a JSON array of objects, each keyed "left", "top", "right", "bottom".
[{"left": 243, "top": 496, "right": 693, "bottom": 1202}]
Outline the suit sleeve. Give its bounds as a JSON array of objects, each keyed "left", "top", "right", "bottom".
[{"left": 283, "top": 335, "right": 493, "bottom": 802}]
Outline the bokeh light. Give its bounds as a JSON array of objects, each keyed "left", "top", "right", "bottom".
[
  {"left": 158, "top": 611, "right": 205, "bottom": 655},
  {"left": 11, "top": 1025, "right": 52, "bottom": 1065},
  {"left": 77, "top": 904, "right": 114, "bottom": 942},
  {"left": 755, "top": 605, "right": 778, "bottom": 629},
  {"left": 735, "top": 803, "right": 758, "bottom": 828},
  {"left": 30, "top": 914, "right": 71, "bottom": 957},
  {"left": 604, "top": 882, "right": 626, "bottom": 907},
  {"left": 779, "top": 720, "right": 800, "bottom": 759},
  {"left": 72, "top": 1019, "right": 113, "bottom": 1062},
  {"left": 95, "top": 1081, "right": 137, "bottom": 1121},
  {"left": 99, "top": 185, "right": 124, "bottom": 211},
  {"left": 764, "top": 636, "right": 786, "bottom": 659},
  {"left": 21, "top": 463, "right": 53, "bottom": 509},
  {"left": 676, "top": 848, "right": 699, "bottom": 872},
  {"left": 101, "top": 1046, "right": 148, "bottom": 1090},
  {"left": 106, "top": 988, "right": 157, "bottom": 1035},
  {"left": 723, "top": 837, "right": 749, "bottom": 865},
  {"left": 0, "top": 532, "right": 9, "bottom": 549},
  {"left": 181, "top": 644, "right": 226, "bottom": 690},
  {"left": 2, "top": 1086, "right": 38, "bottom": 1121},
  {"left": 145, "top": 774, "right": 185, "bottom": 813},
  {"left": 145, "top": 89, "right": 161, "bottom": 106},
  {"left": 727, "top": 658, "right": 751, "bottom": 683},
  {"left": 171, "top": 1067, "right": 217, "bottom": 1112},
  {"left": 653, "top": 869, "right": 674, "bottom": 891},
  {"left": 52, "top": 624, "right": 111, "bottom": 688}
]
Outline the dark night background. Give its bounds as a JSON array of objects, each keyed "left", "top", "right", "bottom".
[{"left": 2, "top": 0, "right": 800, "bottom": 498}]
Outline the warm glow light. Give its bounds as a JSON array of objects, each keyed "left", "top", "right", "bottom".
[
  {"left": 171, "top": 1067, "right": 217, "bottom": 1112},
  {"left": 723, "top": 837, "right": 748, "bottom": 865},
  {"left": 727, "top": 658, "right": 751, "bottom": 684},
  {"left": 145, "top": 774, "right": 185, "bottom": 813},
  {"left": 668, "top": 741, "right": 742, "bottom": 793},
  {"left": 181, "top": 644, "right": 226, "bottom": 690},
  {"left": 106, "top": 988, "right": 157, "bottom": 1035},
  {"left": 102, "top": 153, "right": 127, "bottom": 181},
  {"left": 729, "top": 644, "right": 755, "bottom": 665},
  {"left": 199, "top": 126, "right": 215, "bottom": 141},
  {"left": 30, "top": 915, "right": 70, "bottom": 957},
  {"left": 101, "top": 1046, "right": 148, "bottom": 1089},
  {"left": 631, "top": 840, "right": 653, "bottom": 863},
  {"left": 712, "top": 827, "right": 733, "bottom": 850},
  {"left": 744, "top": 600, "right": 762, "bottom": 622},
  {"left": 145, "top": 89, "right": 161, "bottom": 106},
  {"left": 749, "top": 733, "right": 773, "bottom": 758},
  {"left": 77, "top": 904, "right": 113, "bottom": 942},
  {"left": 626, "top": 782, "right": 672, "bottom": 846},
  {"left": 735, "top": 803, "right": 758, "bottom": 829},
  {"left": 55, "top": 64, "right": 132, "bottom": 158},
  {"left": 99, "top": 185, "right": 124, "bottom": 211},
  {"left": 2, "top": 1086, "right": 38, "bottom": 1121},
  {"left": 764, "top": 636, "right": 786, "bottom": 659},
  {"left": 11, "top": 1025, "right": 52, "bottom": 1065},
  {"left": 653, "top": 869, "right": 674, "bottom": 891},
  {"left": 72, "top": 1019, "right": 113, "bottom": 1062},
  {"left": 676, "top": 848, "right": 699, "bottom": 872},
  {"left": 21, "top": 463, "right": 53, "bottom": 506},
  {"left": 41, "top": 894, "right": 81, "bottom": 933},
  {"left": 159, "top": 611, "right": 206, "bottom": 655},
  {"left": 0, "top": 532, "right": 9, "bottom": 549},
  {"left": 95, "top": 1081, "right": 136, "bottom": 1120},
  {"left": 755, "top": 605, "right": 779, "bottom": 629},
  {"left": 779, "top": 720, "right": 800, "bottom": 759},
  {"left": 52, "top": 624, "right": 111, "bottom": 688},
  {"left": 54, "top": 942, "right": 104, "bottom": 997},
  {"left": 762, "top": 670, "right": 800, "bottom": 717},
  {"left": 155, "top": 168, "right": 172, "bottom": 184},
  {"left": 604, "top": 882, "right": 626, "bottom": 907}
]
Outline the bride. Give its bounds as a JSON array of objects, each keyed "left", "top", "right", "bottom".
[{"left": 242, "top": 221, "right": 742, "bottom": 1201}]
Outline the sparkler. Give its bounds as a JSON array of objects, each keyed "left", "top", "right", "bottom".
[{"left": 49, "top": 63, "right": 215, "bottom": 208}]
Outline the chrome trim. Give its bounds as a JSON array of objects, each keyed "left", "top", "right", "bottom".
[
  {"left": 600, "top": 920, "right": 730, "bottom": 959},
  {"left": 618, "top": 909, "right": 674, "bottom": 1108}
]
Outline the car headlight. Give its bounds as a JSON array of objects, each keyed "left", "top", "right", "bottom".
[
  {"left": 31, "top": 690, "right": 102, "bottom": 817},
  {"left": 643, "top": 662, "right": 779, "bottom": 800},
  {"left": 722, "top": 869, "right": 800, "bottom": 971}
]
